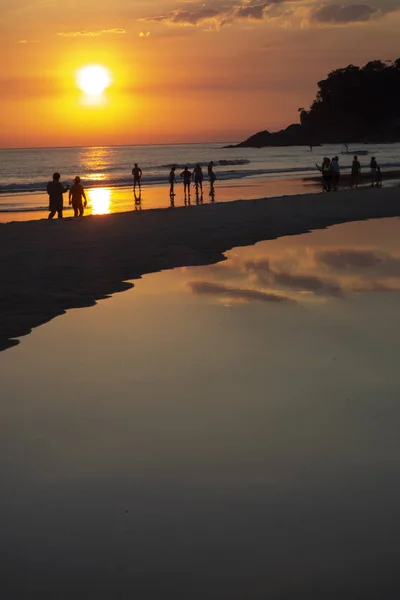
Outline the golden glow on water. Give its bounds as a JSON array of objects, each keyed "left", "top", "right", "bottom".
[{"left": 89, "top": 188, "right": 111, "bottom": 215}]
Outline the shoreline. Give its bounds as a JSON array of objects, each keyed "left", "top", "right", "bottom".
[{"left": 1, "top": 186, "right": 400, "bottom": 352}]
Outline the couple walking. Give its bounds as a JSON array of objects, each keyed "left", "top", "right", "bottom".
[{"left": 47, "top": 173, "right": 87, "bottom": 219}]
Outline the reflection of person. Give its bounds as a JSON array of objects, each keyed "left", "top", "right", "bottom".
[
  {"left": 370, "top": 156, "right": 378, "bottom": 186},
  {"left": 47, "top": 172, "right": 69, "bottom": 219},
  {"left": 169, "top": 166, "right": 176, "bottom": 198},
  {"left": 331, "top": 156, "right": 340, "bottom": 191},
  {"left": 180, "top": 167, "right": 192, "bottom": 198},
  {"left": 69, "top": 176, "right": 87, "bottom": 217},
  {"left": 376, "top": 166, "right": 382, "bottom": 187},
  {"left": 132, "top": 163, "right": 142, "bottom": 191},
  {"left": 351, "top": 156, "right": 361, "bottom": 189}
]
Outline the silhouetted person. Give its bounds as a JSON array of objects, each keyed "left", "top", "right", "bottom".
[
  {"left": 193, "top": 164, "right": 204, "bottom": 195},
  {"left": 331, "top": 156, "right": 340, "bottom": 191},
  {"left": 316, "top": 158, "right": 332, "bottom": 192},
  {"left": 180, "top": 166, "right": 192, "bottom": 200},
  {"left": 169, "top": 166, "right": 176, "bottom": 198},
  {"left": 370, "top": 156, "right": 378, "bottom": 186},
  {"left": 132, "top": 163, "right": 142, "bottom": 191},
  {"left": 351, "top": 156, "right": 361, "bottom": 188},
  {"left": 69, "top": 176, "right": 87, "bottom": 217},
  {"left": 47, "top": 172, "right": 69, "bottom": 219},
  {"left": 208, "top": 161, "right": 216, "bottom": 195},
  {"left": 208, "top": 161, "right": 216, "bottom": 184}
]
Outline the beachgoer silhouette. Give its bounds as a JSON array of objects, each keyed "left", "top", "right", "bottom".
[
  {"left": 193, "top": 164, "right": 204, "bottom": 195},
  {"left": 169, "top": 166, "right": 176, "bottom": 198},
  {"left": 331, "top": 156, "right": 340, "bottom": 191},
  {"left": 208, "top": 161, "right": 216, "bottom": 196},
  {"left": 69, "top": 176, "right": 87, "bottom": 217},
  {"left": 180, "top": 166, "right": 192, "bottom": 200},
  {"left": 132, "top": 163, "right": 142, "bottom": 191},
  {"left": 370, "top": 157, "right": 378, "bottom": 186},
  {"left": 351, "top": 156, "right": 361, "bottom": 189},
  {"left": 47, "top": 172, "right": 69, "bottom": 219},
  {"left": 316, "top": 158, "right": 332, "bottom": 192}
]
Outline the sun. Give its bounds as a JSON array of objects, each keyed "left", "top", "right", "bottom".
[{"left": 77, "top": 65, "right": 111, "bottom": 97}]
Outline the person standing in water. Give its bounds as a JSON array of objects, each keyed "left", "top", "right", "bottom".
[
  {"left": 208, "top": 161, "right": 216, "bottom": 200},
  {"left": 193, "top": 164, "right": 204, "bottom": 196},
  {"left": 69, "top": 176, "right": 87, "bottom": 217},
  {"left": 169, "top": 166, "right": 176, "bottom": 198},
  {"left": 47, "top": 172, "right": 69, "bottom": 219},
  {"left": 351, "top": 156, "right": 361, "bottom": 189},
  {"left": 331, "top": 156, "right": 340, "bottom": 191},
  {"left": 180, "top": 166, "right": 192, "bottom": 201},
  {"left": 370, "top": 157, "right": 378, "bottom": 187},
  {"left": 132, "top": 163, "right": 142, "bottom": 192}
]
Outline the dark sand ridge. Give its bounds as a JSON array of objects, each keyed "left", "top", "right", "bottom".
[{"left": 1, "top": 186, "right": 399, "bottom": 352}]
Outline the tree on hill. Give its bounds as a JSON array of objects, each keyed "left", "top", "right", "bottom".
[{"left": 301, "top": 58, "right": 400, "bottom": 142}]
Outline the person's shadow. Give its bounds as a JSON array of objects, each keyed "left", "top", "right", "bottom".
[{"left": 134, "top": 191, "right": 142, "bottom": 211}]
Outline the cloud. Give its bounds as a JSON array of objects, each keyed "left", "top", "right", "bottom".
[
  {"left": 317, "top": 249, "right": 400, "bottom": 278},
  {"left": 189, "top": 281, "right": 290, "bottom": 303},
  {"left": 18, "top": 39, "right": 39, "bottom": 44},
  {"left": 139, "top": 31, "right": 151, "bottom": 37},
  {"left": 57, "top": 28, "right": 126, "bottom": 37},
  {"left": 144, "top": 0, "right": 291, "bottom": 29},
  {"left": 245, "top": 259, "right": 343, "bottom": 297},
  {"left": 310, "top": 3, "right": 382, "bottom": 24},
  {"left": 235, "top": 2, "right": 270, "bottom": 19}
]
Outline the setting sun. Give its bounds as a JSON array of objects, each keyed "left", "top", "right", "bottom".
[{"left": 77, "top": 65, "right": 111, "bottom": 97}]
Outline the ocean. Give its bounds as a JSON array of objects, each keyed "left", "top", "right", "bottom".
[{"left": 0, "top": 142, "right": 399, "bottom": 221}]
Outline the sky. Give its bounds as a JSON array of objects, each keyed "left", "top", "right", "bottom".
[{"left": 0, "top": 0, "right": 399, "bottom": 147}]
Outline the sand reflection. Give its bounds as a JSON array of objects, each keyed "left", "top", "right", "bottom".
[{"left": 88, "top": 187, "right": 111, "bottom": 215}]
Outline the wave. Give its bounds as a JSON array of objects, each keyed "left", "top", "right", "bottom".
[
  {"left": 160, "top": 159, "right": 251, "bottom": 168},
  {"left": 2, "top": 161, "right": 400, "bottom": 195}
]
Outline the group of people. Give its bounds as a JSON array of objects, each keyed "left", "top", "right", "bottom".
[
  {"left": 316, "top": 156, "right": 382, "bottom": 192},
  {"left": 132, "top": 161, "right": 217, "bottom": 200},
  {"left": 46, "top": 161, "right": 218, "bottom": 219},
  {"left": 46, "top": 174, "right": 87, "bottom": 219}
]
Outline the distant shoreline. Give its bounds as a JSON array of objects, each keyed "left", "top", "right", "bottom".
[{"left": 1, "top": 186, "right": 400, "bottom": 352}]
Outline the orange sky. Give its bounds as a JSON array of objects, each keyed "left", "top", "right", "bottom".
[{"left": 1, "top": 0, "right": 399, "bottom": 147}]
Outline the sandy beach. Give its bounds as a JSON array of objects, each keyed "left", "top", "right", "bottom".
[{"left": 1, "top": 185, "right": 399, "bottom": 352}]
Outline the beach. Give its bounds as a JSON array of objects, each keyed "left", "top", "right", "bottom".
[
  {"left": 1, "top": 185, "right": 400, "bottom": 352},
  {"left": 2, "top": 211, "right": 400, "bottom": 599}
]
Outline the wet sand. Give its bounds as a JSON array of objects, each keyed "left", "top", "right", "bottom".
[{"left": 1, "top": 185, "right": 400, "bottom": 351}]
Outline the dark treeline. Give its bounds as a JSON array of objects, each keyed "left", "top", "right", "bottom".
[
  {"left": 300, "top": 59, "right": 400, "bottom": 143},
  {"left": 233, "top": 59, "right": 400, "bottom": 148}
]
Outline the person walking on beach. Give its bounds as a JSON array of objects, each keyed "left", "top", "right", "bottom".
[
  {"left": 169, "top": 166, "right": 176, "bottom": 198},
  {"left": 208, "top": 161, "right": 216, "bottom": 201},
  {"left": 47, "top": 172, "right": 69, "bottom": 219},
  {"left": 69, "top": 176, "right": 87, "bottom": 217},
  {"left": 351, "top": 156, "right": 361, "bottom": 189},
  {"left": 316, "top": 158, "right": 332, "bottom": 192},
  {"left": 132, "top": 163, "right": 142, "bottom": 192},
  {"left": 180, "top": 166, "right": 192, "bottom": 201},
  {"left": 193, "top": 164, "right": 204, "bottom": 196},
  {"left": 370, "top": 157, "right": 378, "bottom": 186},
  {"left": 331, "top": 156, "right": 340, "bottom": 191}
]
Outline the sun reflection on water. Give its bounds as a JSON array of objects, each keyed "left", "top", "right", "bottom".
[{"left": 88, "top": 188, "right": 111, "bottom": 215}]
